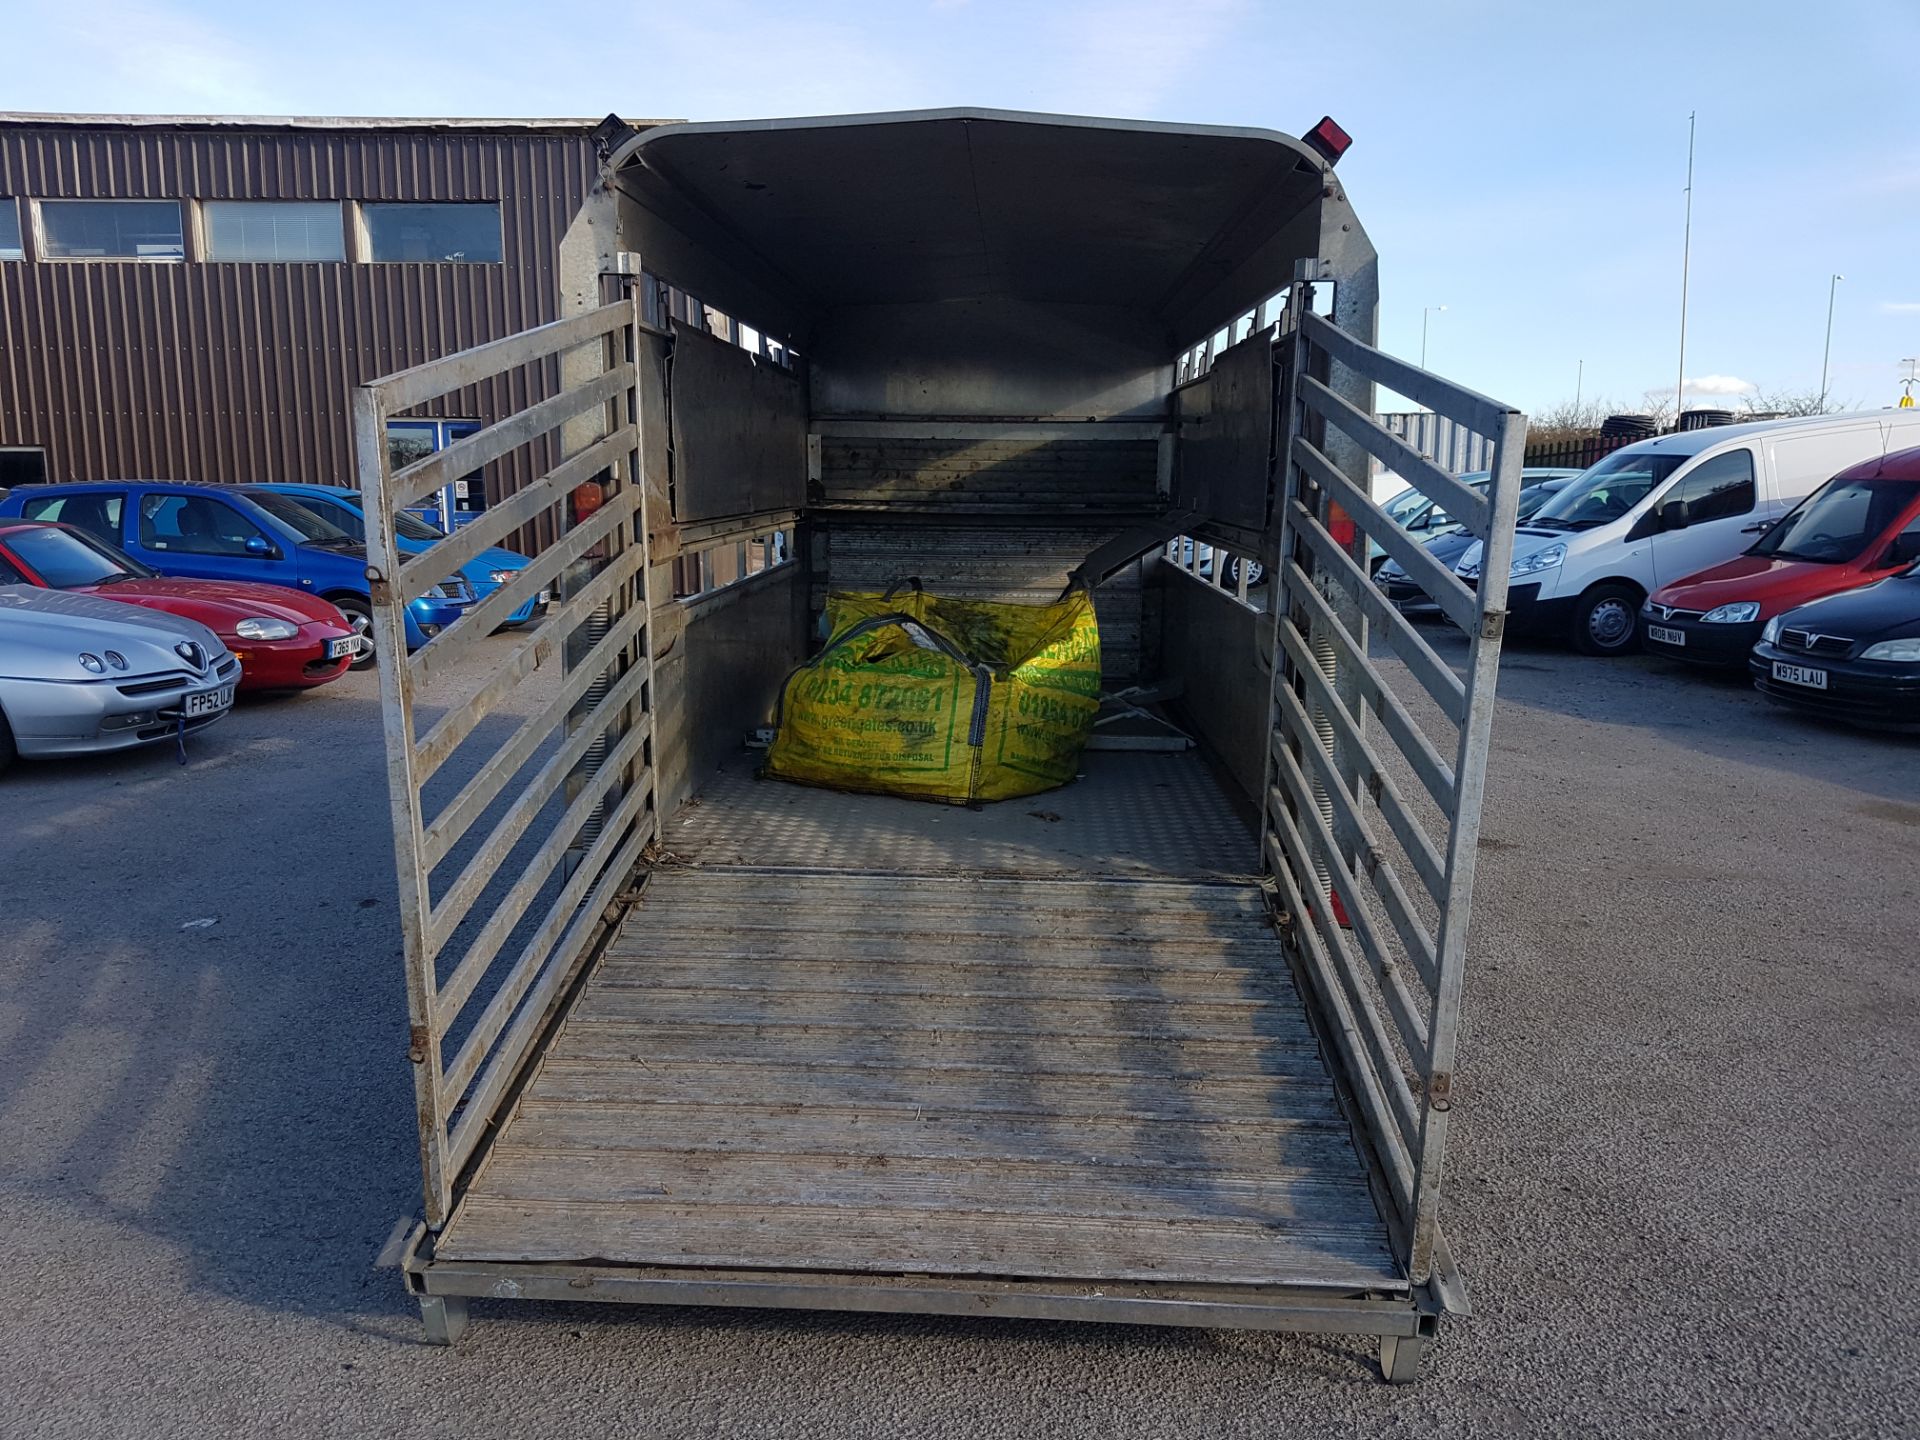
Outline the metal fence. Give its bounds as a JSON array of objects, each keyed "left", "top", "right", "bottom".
[
  {"left": 1376, "top": 411, "right": 1493, "bottom": 476},
  {"left": 352, "top": 299, "right": 658, "bottom": 1229},
  {"left": 1266, "top": 306, "right": 1527, "bottom": 1299},
  {"left": 1521, "top": 432, "right": 1639, "bottom": 470}
]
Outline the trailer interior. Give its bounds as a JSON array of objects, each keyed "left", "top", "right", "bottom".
[{"left": 360, "top": 110, "right": 1528, "bottom": 1383}]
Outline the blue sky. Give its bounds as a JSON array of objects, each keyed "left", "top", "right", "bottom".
[{"left": 10, "top": 0, "right": 1917, "bottom": 416}]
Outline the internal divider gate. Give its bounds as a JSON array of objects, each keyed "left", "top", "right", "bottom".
[
  {"left": 351, "top": 298, "right": 658, "bottom": 1230},
  {"left": 1264, "top": 303, "right": 1528, "bottom": 1306}
]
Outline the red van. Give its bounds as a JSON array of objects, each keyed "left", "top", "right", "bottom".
[{"left": 1640, "top": 447, "right": 1920, "bottom": 666}]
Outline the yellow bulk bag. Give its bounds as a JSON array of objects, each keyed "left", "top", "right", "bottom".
[{"left": 765, "top": 583, "right": 1102, "bottom": 804}]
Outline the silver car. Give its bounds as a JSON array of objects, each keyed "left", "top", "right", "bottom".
[{"left": 0, "top": 586, "right": 238, "bottom": 774}]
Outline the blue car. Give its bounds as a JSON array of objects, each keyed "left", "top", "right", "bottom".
[
  {"left": 241, "top": 483, "right": 544, "bottom": 627},
  {"left": 0, "top": 481, "right": 473, "bottom": 668}
]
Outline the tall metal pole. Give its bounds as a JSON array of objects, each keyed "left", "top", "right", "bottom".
[
  {"left": 1575, "top": 358, "right": 1584, "bottom": 412},
  {"left": 1675, "top": 112, "right": 1695, "bottom": 431},
  {"left": 1421, "top": 304, "right": 1446, "bottom": 369},
  {"left": 1819, "top": 273, "right": 1844, "bottom": 410}
]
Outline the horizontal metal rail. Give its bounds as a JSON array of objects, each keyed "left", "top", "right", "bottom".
[
  {"left": 1283, "top": 517, "right": 1466, "bottom": 726},
  {"left": 397, "top": 425, "right": 637, "bottom": 601},
  {"left": 1279, "top": 563, "right": 1455, "bottom": 813},
  {"left": 412, "top": 548, "right": 646, "bottom": 784},
  {"left": 376, "top": 302, "right": 633, "bottom": 414},
  {"left": 1300, "top": 311, "right": 1511, "bottom": 450},
  {"left": 390, "top": 367, "right": 632, "bottom": 513},
  {"left": 1291, "top": 436, "right": 1477, "bottom": 631},
  {"left": 1297, "top": 376, "right": 1491, "bottom": 542},
  {"left": 353, "top": 296, "right": 658, "bottom": 1230},
  {"left": 407, "top": 488, "right": 640, "bottom": 687},
  {"left": 1265, "top": 293, "right": 1527, "bottom": 1299},
  {"left": 409, "top": 1258, "right": 1424, "bottom": 1335}
]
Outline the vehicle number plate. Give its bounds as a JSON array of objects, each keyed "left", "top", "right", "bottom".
[
  {"left": 325, "top": 636, "right": 356, "bottom": 659},
  {"left": 1647, "top": 625, "right": 1686, "bottom": 646},
  {"left": 184, "top": 686, "right": 234, "bottom": 717},
  {"left": 1772, "top": 661, "right": 1827, "bottom": 690}
]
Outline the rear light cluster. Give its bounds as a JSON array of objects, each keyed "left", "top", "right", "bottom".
[{"left": 1304, "top": 116, "right": 1352, "bottom": 166}]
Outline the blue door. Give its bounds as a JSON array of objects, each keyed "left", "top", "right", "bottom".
[
  {"left": 387, "top": 418, "right": 487, "bottom": 531},
  {"left": 133, "top": 490, "right": 303, "bottom": 587}
]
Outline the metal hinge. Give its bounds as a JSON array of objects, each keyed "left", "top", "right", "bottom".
[
  {"left": 1428, "top": 1071, "right": 1453, "bottom": 1111},
  {"left": 1479, "top": 610, "right": 1506, "bottom": 640},
  {"left": 407, "top": 1024, "right": 430, "bottom": 1064}
]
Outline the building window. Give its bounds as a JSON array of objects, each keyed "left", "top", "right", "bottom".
[
  {"left": 362, "top": 203, "right": 502, "bottom": 263},
  {"left": 204, "top": 201, "right": 345, "bottom": 262},
  {"left": 39, "top": 200, "right": 185, "bottom": 260},
  {"left": 0, "top": 201, "right": 21, "bottom": 260},
  {"left": 0, "top": 447, "right": 50, "bottom": 487}
]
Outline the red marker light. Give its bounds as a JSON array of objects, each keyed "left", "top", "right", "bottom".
[
  {"left": 1328, "top": 502, "right": 1358, "bottom": 550},
  {"left": 1304, "top": 116, "right": 1352, "bottom": 166}
]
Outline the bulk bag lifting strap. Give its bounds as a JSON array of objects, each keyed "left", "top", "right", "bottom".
[{"left": 764, "top": 581, "right": 1102, "bottom": 805}]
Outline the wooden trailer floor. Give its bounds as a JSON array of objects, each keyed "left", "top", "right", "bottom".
[{"left": 436, "top": 755, "right": 1405, "bottom": 1294}]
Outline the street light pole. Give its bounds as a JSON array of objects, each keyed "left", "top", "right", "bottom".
[
  {"left": 1819, "top": 273, "right": 1844, "bottom": 410},
  {"left": 1575, "top": 359, "right": 1584, "bottom": 411},
  {"left": 1676, "top": 111, "right": 1696, "bottom": 430},
  {"left": 1421, "top": 305, "right": 1446, "bottom": 369}
]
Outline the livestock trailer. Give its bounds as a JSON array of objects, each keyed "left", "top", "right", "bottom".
[{"left": 362, "top": 109, "right": 1527, "bottom": 1383}]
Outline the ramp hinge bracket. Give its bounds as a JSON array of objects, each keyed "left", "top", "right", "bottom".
[{"left": 1479, "top": 610, "right": 1506, "bottom": 640}]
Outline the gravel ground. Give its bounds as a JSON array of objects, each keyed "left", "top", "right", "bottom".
[{"left": 1, "top": 630, "right": 1915, "bottom": 1439}]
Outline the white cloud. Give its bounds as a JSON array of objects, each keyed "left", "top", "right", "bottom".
[
  {"left": 1684, "top": 374, "right": 1757, "bottom": 397},
  {"left": 1881, "top": 301, "right": 1920, "bottom": 315}
]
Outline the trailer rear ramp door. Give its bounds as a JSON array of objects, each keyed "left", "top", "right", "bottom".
[
  {"left": 434, "top": 749, "right": 1404, "bottom": 1296},
  {"left": 359, "top": 109, "right": 1530, "bottom": 1383}
]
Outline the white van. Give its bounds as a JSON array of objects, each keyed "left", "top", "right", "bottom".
[{"left": 1453, "top": 409, "right": 1920, "bottom": 654}]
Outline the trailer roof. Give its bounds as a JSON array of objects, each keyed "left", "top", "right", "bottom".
[{"left": 611, "top": 108, "right": 1339, "bottom": 330}]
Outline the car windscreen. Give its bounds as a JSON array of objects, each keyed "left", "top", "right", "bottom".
[
  {"left": 1750, "top": 477, "right": 1920, "bottom": 564},
  {"left": 336, "top": 490, "right": 447, "bottom": 543},
  {"left": 1529, "top": 451, "right": 1688, "bottom": 530},
  {"left": 1516, "top": 482, "right": 1567, "bottom": 520},
  {"left": 248, "top": 490, "right": 356, "bottom": 545},
  {"left": 6, "top": 525, "right": 152, "bottom": 587}
]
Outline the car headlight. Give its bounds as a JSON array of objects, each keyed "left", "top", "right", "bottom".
[
  {"left": 1860, "top": 638, "right": 1920, "bottom": 662},
  {"left": 488, "top": 568, "right": 518, "bottom": 587},
  {"left": 1510, "top": 543, "right": 1565, "bottom": 579},
  {"left": 78, "top": 652, "right": 106, "bottom": 673},
  {"left": 1761, "top": 614, "right": 1785, "bottom": 644},
  {"left": 235, "top": 617, "right": 299, "bottom": 641},
  {"left": 1701, "top": 602, "right": 1761, "bottom": 625}
]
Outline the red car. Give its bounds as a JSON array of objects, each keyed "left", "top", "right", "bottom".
[
  {"left": 1640, "top": 447, "right": 1920, "bottom": 666},
  {"left": 0, "top": 520, "right": 359, "bottom": 691}
]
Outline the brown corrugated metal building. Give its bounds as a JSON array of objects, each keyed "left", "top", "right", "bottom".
[{"left": 0, "top": 113, "right": 650, "bottom": 499}]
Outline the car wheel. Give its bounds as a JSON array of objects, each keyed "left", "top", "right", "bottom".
[
  {"left": 1571, "top": 583, "right": 1642, "bottom": 656},
  {"left": 334, "top": 595, "right": 378, "bottom": 671},
  {"left": 1223, "top": 556, "right": 1268, "bottom": 590}
]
